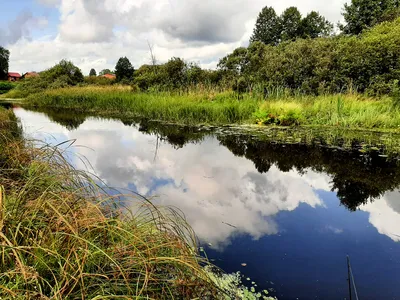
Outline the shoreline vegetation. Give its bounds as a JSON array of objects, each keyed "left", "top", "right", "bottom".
[
  {"left": 0, "top": 107, "right": 274, "bottom": 299},
  {"left": 22, "top": 86, "right": 400, "bottom": 130},
  {"left": 2, "top": 16, "right": 400, "bottom": 132}
]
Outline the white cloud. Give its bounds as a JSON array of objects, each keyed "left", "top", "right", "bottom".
[
  {"left": 15, "top": 109, "right": 328, "bottom": 250},
  {"left": 9, "top": 0, "right": 347, "bottom": 74},
  {"left": 361, "top": 191, "right": 400, "bottom": 242}
]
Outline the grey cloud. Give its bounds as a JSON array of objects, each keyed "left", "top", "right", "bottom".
[
  {"left": 0, "top": 11, "right": 40, "bottom": 45},
  {"left": 156, "top": 0, "right": 260, "bottom": 43}
]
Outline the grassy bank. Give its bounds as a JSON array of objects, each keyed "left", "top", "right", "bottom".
[
  {"left": 0, "top": 107, "right": 270, "bottom": 299},
  {"left": 25, "top": 86, "right": 400, "bottom": 130}
]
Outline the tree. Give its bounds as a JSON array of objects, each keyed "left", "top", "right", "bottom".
[
  {"left": 89, "top": 68, "right": 97, "bottom": 76},
  {"left": 250, "top": 6, "right": 281, "bottom": 46},
  {"left": 42, "top": 60, "right": 84, "bottom": 85},
  {"left": 280, "top": 7, "right": 302, "bottom": 42},
  {"left": 300, "top": 11, "right": 333, "bottom": 38},
  {"left": 99, "top": 69, "right": 114, "bottom": 76},
  {"left": 115, "top": 57, "right": 134, "bottom": 82},
  {"left": 162, "top": 57, "right": 187, "bottom": 88},
  {"left": 340, "top": 0, "right": 400, "bottom": 35},
  {"left": 0, "top": 46, "right": 10, "bottom": 81}
]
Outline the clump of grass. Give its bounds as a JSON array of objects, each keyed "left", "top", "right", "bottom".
[{"left": 1, "top": 108, "right": 258, "bottom": 299}]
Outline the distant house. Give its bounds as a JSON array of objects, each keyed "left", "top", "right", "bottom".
[
  {"left": 8, "top": 72, "right": 21, "bottom": 81},
  {"left": 101, "top": 73, "right": 116, "bottom": 80},
  {"left": 23, "top": 72, "right": 39, "bottom": 79}
]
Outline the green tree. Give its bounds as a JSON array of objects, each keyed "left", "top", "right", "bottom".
[
  {"left": 250, "top": 6, "right": 281, "bottom": 46},
  {"left": 89, "top": 68, "right": 97, "bottom": 76},
  {"left": 280, "top": 7, "right": 302, "bottom": 42},
  {"left": 162, "top": 57, "right": 187, "bottom": 88},
  {"left": 115, "top": 57, "right": 134, "bottom": 82},
  {"left": 42, "top": 60, "right": 84, "bottom": 85},
  {"left": 99, "top": 69, "right": 114, "bottom": 75},
  {"left": 300, "top": 11, "right": 333, "bottom": 38},
  {"left": 340, "top": 0, "right": 400, "bottom": 35},
  {"left": 0, "top": 46, "right": 10, "bottom": 81}
]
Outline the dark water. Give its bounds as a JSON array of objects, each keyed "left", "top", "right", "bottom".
[{"left": 12, "top": 107, "right": 400, "bottom": 300}]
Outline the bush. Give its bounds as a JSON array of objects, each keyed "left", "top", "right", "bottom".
[
  {"left": 7, "top": 60, "right": 84, "bottom": 97},
  {"left": 219, "top": 17, "right": 400, "bottom": 96},
  {"left": 0, "top": 81, "right": 16, "bottom": 94}
]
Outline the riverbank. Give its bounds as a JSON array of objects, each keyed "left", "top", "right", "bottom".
[
  {"left": 23, "top": 86, "right": 400, "bottom": 130},
  {"left": 0, "top": 107, "right": 268, "bottom": 299}
]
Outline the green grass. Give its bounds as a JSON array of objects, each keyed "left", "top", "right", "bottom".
[
  {"left": 24, "top": 86, "right": 400, "bottom": 130},
  {"left": 26, "top": 86, "right": 258, "bottom": 125},
  {"left": 0, "top": 107, "right": 272, "bottom": 299}
]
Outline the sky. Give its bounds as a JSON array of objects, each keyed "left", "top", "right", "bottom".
[{"left": 1, "top": 0, "right": 347, "bottom": 75}]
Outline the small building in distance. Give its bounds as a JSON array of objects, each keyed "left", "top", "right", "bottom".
[
  {"left": 101, "top": 73, "right": 116, "bottom": 80},
  {"left": 23, "top": 72, "right": 39, "bottom": 79},
  {"left": 8, "top": 72, "right": 21, "bottom": 81}
]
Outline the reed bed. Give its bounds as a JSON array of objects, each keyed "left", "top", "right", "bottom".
[{"left": 26, "top": 86, "right": 400, "bottom": 130}]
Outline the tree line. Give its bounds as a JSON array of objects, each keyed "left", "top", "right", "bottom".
[{"left": 3, "top": 0, "right": 400, "bottom": 97}]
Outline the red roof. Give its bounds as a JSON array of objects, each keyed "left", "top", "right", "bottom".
[
  {"left": 8, "top": 72, "right": 21, "bottom": 78},
  {"left": 101, "top": 73, "right": 116, "bottom": 79}
]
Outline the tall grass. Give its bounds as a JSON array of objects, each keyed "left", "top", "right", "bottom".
[
  {"left": 0, "top": 108, "right": 269, "bottom": 299},
  {"left": 27, "top": 86, "right": 259, "bottom": 125},
  {"left": 25, "top": 86, "right": 400, "bottom": 130}
]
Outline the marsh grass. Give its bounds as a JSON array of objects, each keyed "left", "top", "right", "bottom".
[
  {"left": 24, "top": 86, "right": 400, "bottom": 130},
  {"left": 26, "top": 86, "right": 259, "bottom": 125},
  {"left": 0, "top": 107, "right": 270, "bottom": 299}
]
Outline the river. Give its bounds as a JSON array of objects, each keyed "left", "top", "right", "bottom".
[{"left": 12, "top": 106, "right": 400, "bottom": 300}]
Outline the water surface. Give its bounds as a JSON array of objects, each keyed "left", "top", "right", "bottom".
[{"left": 13, "top": 107, "right": 400, "bottom": 300}]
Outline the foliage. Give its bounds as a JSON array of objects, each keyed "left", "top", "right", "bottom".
[
  {"left": 115, "top": 57, "right": 134, "bottom": 82},
  {"left": 250, "top": 6, "right": 281, "bottom": 46},
  {"left": 250, "top": 6, "right": 333, "bottom": 45},
  {"left": 99, "top": 68, "right": 114, "bottom": 75},
  {"left": 89, "top": 68, "right": 97, "bottom": 76},
  {"left": 301, "top": 11, "right": 334, "bottom": 38},
  {"left": 221, "top": 17, "right": 400, "bottom": 95},
  {"left": 5, "top": 60, "right": 84, "bottom": 98},
  {"left": 0, "top": 82, "right": 16, "bottom": 94},
  {"left": 340, "top": 0, "right": 400, "bottom": 35},
  {"left": 280, "top": 7, "right": 303, "bottom": 41},
  {"left": 0, "top": 46, "right": 10, "bottom": 81}
]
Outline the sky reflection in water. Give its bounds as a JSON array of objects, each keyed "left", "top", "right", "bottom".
[{"left": 14, "top": 107, "right": 400, "bottom": 300}]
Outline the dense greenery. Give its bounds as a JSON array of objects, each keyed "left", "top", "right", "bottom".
[
  {"left": 0, "top": 82, "right": 16, "bottom": 94},
  {"left": 340, "top": 0, "right": 400, "bottom": 35},
  {"left": 6, "top": 60, "right": 84, "bottom": 98},
  {"left": 115, "top": 56, "right": 134, "bottom": 82},
  {"left": 250, "top": 6, "right": 332, "bottom": 45},
  {"left": 0, "top": 46, "right": 10, "bottom": 81},
  {"left": 89, "top": 68, "right": 97, "bottom": 76},
  {"left": 220, "top": 18, "right": 400, "bottom": 95}
]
